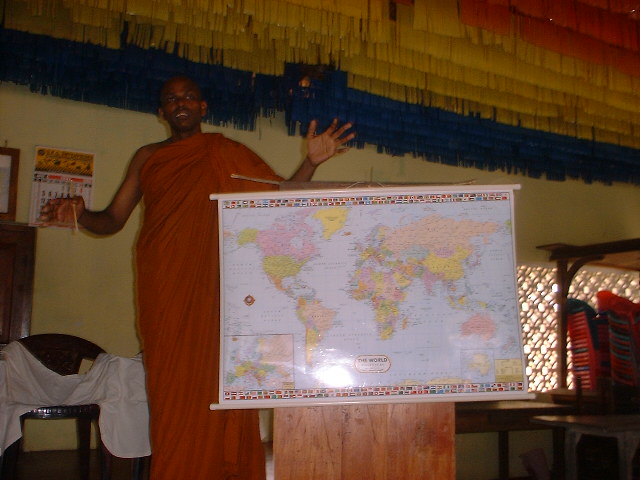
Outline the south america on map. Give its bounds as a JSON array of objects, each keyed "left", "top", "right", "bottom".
[{"left": 218, "top": 187, "right": 526, "bottom": 405}]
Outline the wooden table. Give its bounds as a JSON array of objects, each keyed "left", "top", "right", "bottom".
[
  {"left": 456, "top": 400, "right": 573, "bottom": 480},
  {"left": 531, "top": 414, "right": 640, "bottom": 480}
]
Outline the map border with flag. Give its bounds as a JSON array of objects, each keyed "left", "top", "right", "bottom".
[{"left": 210, "top": 185, "right": 530, "bottom": 409}]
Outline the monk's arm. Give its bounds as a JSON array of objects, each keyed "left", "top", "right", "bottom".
[
  {"left": 76, "top": 173, "right": 142, "bottom": 234},
  {"left": 288, "top": 155, "right": 319, "bottom": 182},
  {"left": 39, "top": 146, "right": 150, "bottom": 235}
]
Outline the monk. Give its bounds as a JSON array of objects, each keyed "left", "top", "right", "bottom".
[{"left": 39, "top": 75, "right": 355, "bottom": 479}]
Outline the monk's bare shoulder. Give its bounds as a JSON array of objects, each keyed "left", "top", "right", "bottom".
[{"left": 128, "top": 140, "right": 170, "bottom": 173}]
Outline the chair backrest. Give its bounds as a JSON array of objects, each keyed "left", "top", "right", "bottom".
[
  {"left": 597, "top": 291, "right": 640, "bottom": 388},
  {"left": 567, "top": 298, "right": 610, "bottom": 391},
  {"left": 17, "top": 333, "right": 105, "bottom": 376}
]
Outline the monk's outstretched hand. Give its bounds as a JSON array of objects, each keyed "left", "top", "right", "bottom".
[
  {"left": 306, "top": 118, "right": 355, "bottom": 167},
  {"left": 38, "top": 196, "right": 85, "bottom": 227}
]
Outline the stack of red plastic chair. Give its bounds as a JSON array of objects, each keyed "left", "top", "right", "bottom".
[
  {"left": 598, "top": 291, "right": 640, "bottom": 387},
  {"left": 597, "top": 290, "right": 640, "bottom": 413},
  {"left": 567, "top": 298, "right": 610, "bottom": 391}
]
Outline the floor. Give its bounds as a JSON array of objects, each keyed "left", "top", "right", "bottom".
[{"left": 5, "top": 444, "right": 274, "bottom": 480}]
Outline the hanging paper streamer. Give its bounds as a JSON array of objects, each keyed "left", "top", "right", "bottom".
[{"left": 1, "top": 0, "right": 639, "bottom": 184}]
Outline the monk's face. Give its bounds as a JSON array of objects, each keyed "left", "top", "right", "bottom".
[{"left": 159, "top": 77, "right": 208, "bottom": 138}]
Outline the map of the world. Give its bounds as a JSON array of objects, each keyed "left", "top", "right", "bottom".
[{"left": 213, "top": 186, "right": 527, "bottom": 407}]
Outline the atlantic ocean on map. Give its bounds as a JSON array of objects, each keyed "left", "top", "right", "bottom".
[{"left": 216, "top": 187, "right": 525, "bottom": 406}]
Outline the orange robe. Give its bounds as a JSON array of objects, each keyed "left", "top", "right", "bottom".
[{"left": 136, "top": 132, "right": 282, "bottom": 479}]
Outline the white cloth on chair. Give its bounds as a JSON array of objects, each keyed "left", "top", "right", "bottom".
[{"left": 0, "top": 341, "right": 151, "bottom": 458}]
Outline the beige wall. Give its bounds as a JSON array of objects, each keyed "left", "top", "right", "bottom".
[{"left": 2, "top": 82, "right": 639, "bottom": 477}]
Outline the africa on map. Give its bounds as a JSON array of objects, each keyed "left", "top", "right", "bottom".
[{"left": 214, "top": 185, "right": 527, "bottom": 407}]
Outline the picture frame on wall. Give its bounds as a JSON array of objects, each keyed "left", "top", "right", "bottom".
[{"left": 0, "top": 147, "right": 20, "bottom": 222}]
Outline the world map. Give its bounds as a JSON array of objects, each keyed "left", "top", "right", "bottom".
[{"left": 217, "top": 187, "right": 526, "bottom": 406}]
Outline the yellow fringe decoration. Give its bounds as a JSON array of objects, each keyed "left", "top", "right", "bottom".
[{"left": 5, "top": 0, "right": 640, "bottom": 149}]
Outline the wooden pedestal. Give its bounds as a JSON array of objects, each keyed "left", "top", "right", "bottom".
[{"left": 273, "top": 402, "right": 455, "bottom": 480}]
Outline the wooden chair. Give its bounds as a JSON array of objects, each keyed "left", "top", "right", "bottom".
[{"left": 0, "top": 333, "right": 146, "bottom": 480}]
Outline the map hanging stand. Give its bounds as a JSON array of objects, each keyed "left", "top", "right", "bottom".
[{"left": 210, "top": 183, "right": 527, "bottom": 480}]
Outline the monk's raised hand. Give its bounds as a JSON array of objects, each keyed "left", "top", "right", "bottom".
[{"left": 306, "top": 118, "right": 356, "bottom": 167}]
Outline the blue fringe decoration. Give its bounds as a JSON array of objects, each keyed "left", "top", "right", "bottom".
[{"left": 1, "top": 27, "right": 639, "bottom": 185}]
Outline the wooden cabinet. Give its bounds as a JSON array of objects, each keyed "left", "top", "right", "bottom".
[{"left": 0, "top": 222, "right": 36, "bottom": 348}]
